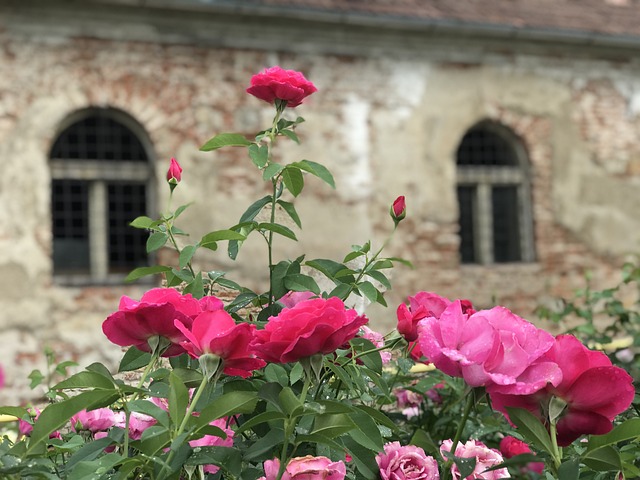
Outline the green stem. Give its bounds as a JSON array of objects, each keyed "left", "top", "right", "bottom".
[
  {"left": 441, "top": 389, "right": 475, "bottom": 480},
  {"left": 549, "top": 419, "right": 563, "bottom": 473},
  {"left": 165, "top": 189, "right": 196, "bottom": 278},
  {"left": 159, "top": 373, "right": 210, "bottom": 479}
]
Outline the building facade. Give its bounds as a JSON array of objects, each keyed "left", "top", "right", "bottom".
[{"left": 2, "top": 0, "right": 640, "bottom": 402}]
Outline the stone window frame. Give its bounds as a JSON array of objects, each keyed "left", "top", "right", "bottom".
[
  {"left": 455, "top": 120, "right": 536, "bottom": 265},
  {"left": 49, "top": 107, "right": 156, "bottom": 285}
]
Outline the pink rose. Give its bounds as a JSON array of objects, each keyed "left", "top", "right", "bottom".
[
  {"left": 114, "top": 411, "right": 156, "bottom": 440},
  {"left": 166, "top": 157, "right": 182, "bottom": 183},
  {"left": 418, "top": 302, "right": 562, "bottom": 395},
  {"left": 19, "top": 408, "right": 61, "bottom": 440},
  {"left": 490, "top": 335, "right": 635, "bottom": 446},
  {"left": 376, "top": 442, "right": 440, "bottom": 480},
  {"left": 359, "top": 326, "right": 392, "bottom": 364},
  {"left": 278, "top": 290, "right": 316, "bottom": 308},
  {"left": 175, "top": 309, "right": 266, "bottom": 378},
  {"left": 395, "top": 388, "right": 424, "bottom": 418},
  {"left": 251, "top": 297, "right": 368, "bottom": 364},
  {"left": 189, "top": 418, "right": 235, "bottom": 474},
  {"left": 247, "top": 66, "right": 317, "bottom": 108},
  {"left": 71, "top": 408, "right": 117, "bottom": 433},
  {"left": 391, "top": 196, "right": 407, "bottom": 224},
  {"left": 102, "top": 288, "right": 202, "bottom": 357},
  {"left": 499, "top": 436, "right": 544, "bottom": 474},
  {"left": 259, "top": 456, "right": 346, "bottom": 480},
  {"left": 397, "top": 292, "right": 451, "bottom": 342},
  {"left": 440, "top": 439, "right": 509, "bottom": 479}
]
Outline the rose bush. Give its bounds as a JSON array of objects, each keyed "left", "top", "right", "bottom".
[{"left": 0, "top": 66, "right": 638, "bottom": 480}]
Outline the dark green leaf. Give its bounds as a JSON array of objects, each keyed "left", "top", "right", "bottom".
[
  {"left": 196, "top": 391, "right": 258, "bottom": 428},
  {"left": 185, "top": 446, "right": 243, "bottom": 477},
  {"left": 357, "top": 281, "right": 379, "bottom": 304},
  {"left": 53, "top": 371, "right": 115, "bottom": 390},
  {"left": 506, "top": 407, "right": 555, "bottom": 456},
  {"left": 277, "top": 200, "right": 302, "bottom": 228},
  {"left": 118, "top": 345, "right": 153, "bottom": 373},
  {"left": 583, "top": 445, "right": 622, "bottom": 471},
  {"left": 284, "top": 274, "right": 321, "bottom": 295},
  {"left": 239, "top": 196, "right": 272, "bottom": 223},
  {"left": 263, "top": 163, "right": 285, "bottom": 181},
  {"left": 179, "top": 244, "right": 199, "bottom": 269},
  {"left": 146, "top": 232, "right": 168, "bottom": 253},
  {"left": 281, "top": 166, "right": 304, "bottom": 197},
  {"left": 294, "top": 160, "right": 336, "bottom": 188},
  {"left": 201, "top": 229, "right": 246, "bottom": 246},
  {"left": 587, "top": 417, "right": 640, "bottom": 451},
  {"left": 557, "top": 457, "right": 580, "bottom": 480},
  {"left": 366, "top": 269, "right": 391, "bottom": 289},
  {"left": 258, "top": 222, "right": 297, "bottom": 241},
  {"left": 200, "top": 133, "right": 252, "bottom": 151},
  {"left": 248, "top": 143, "right": 269, "bottom": 168}
]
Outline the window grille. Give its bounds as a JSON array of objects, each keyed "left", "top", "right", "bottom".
[
  {"left": 50, "top": 109, "right": 152, "bottom": 283},
  {"left": 455, "top": 122, "right": 535, "bottom": 265}
]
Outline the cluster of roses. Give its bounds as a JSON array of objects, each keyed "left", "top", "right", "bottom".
[{"left": 397, "top": 291, "right": 636, "bottom": 447}]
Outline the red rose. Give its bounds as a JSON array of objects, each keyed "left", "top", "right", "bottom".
[
  {"left": 174, "top": 309, "right": 266, "bottom": 378},
  {"left": 166, "top": 157, "right": 182, "bottom": 183},
  {"left": 397, "top": 291, "right": 450, "bottom": 342},
  {"left": 251, "top": 297, "right": 368, "bottom": 363},
  {"left": 247, "top": 66, "right": 317, "bottom": 108},
  {"left": 390, "top": 196, "right": 406, "bottom": 224},
  {"left": 499, "top": 436, "right": 544, "bottom": 474}
]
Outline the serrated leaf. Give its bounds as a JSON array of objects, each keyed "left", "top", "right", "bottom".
[
  {"left": 281, "top": 166, "right": 304, "bottom": 197},
  {"left": 258, "top": 222, "right": 297, "bottom": 241},
  {"left": 125, "top": 265, "right": 172, "bottom": 282},
  {"left": 200, "top": 133, "right": 252, "bottom": 151},
  {"left": 277, "top": 200, "right": 302, "bottom": 228},
  {"left": 294, "top": 160, "right": 336, "bottom": 188},
  {"left": 146, "top": 232, "right": 168, "bottom": 253}
]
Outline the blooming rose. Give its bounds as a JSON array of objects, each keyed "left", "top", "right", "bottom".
[
  {"left": 376, "top": 441, "right": 440, "bottom": 480},
  {"left": 114, "top": 411, "right": 157, "bottom": 440},
  {"left": 247, "top": 66, "right": 317, "bottom": 108},
  {"left": 71, "top": 408, "right": 118, "bottom": 433},
  {"left": 490, "top": 334, "right": 635, "bottom": 446},
  {"left": 359, "top": 325, "right": 392, "bottom": 364},
  {"left": 175, "top": 309, "right": 265, "bottom": 378},
  {"left": 102, "top": 288, "right": 203, "bottom": 357},
  {"left": 19, "top": 408, "right": 61, "bottom": 440},
  {"left": 499, "top": 436, "right": 544, "bottom": 474},
  {"left": 259, "top": 456, "right": 346, "bottom": 480},
  {"left": 251, "top": 297, "right": 368, "bottom": 364},
  {"left": 397, "top": 292, "right": 451, "bottom": 342},
  {"left": 189, "top": 418, "right": 235, "bottom": 474},
  {"left": 440, "top": 439, "right": 509, "bottom": 479},
  {"left": 391, "top": 196, "right": 407, "bottom": 224},
  {"left": 395, "top": 388, "right": 424, "bottom": 418},
  {"left": 278, "top": 290, "right": 316, "bottom": 308},
  {"left": 418, "top": 302, "right": 561, "bottom": 395},
  {"left": 166, "top": 157, "right": 182, "bottom": 183}
]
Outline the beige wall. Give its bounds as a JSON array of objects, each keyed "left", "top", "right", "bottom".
[{"left": 1, "top": 5, "right": 639, "bottom": 402}]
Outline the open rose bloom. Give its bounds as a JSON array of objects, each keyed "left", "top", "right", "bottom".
[
  {"left": 440, "top": 439, "right": 509, "bottom": 479},
  {"left": 376, "top": 441, "right": 440, "bottom": 480},
  {"left": 259, "top": 456, "right": 346, "bottom": 480},
  {"left": 247, "top": 66, "right": 317, "bottom": 107}
]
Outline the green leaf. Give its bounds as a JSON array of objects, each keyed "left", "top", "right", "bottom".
[
  {"left": 343, "top": 250, "right": 365, "bottom": 263},
  {"left": 67, "top": 452, "right": 123, "bottom": 480},
  {"left": 312, "top": 413, "right": 356, "bottom": 438},
  {"left": 357, "top": 281, "right": 379, "bottom": 304},
  {"left": 349, "top": 410, "right": 384, "bottom": 451},
  {"left": 239, "top": 196, "right": 272, "bottom": 223},
  {"left": 248, "top": 143, "right": 269, "bottom": 168},
  {"left": 366, "top": 269, "right": 391, "bottom": 289},
  {"left": 306, "top": 259, "right": 353, "bottom": 283},
  {"left": 277, "top": 200, "right": 302, "bottom": 228},
  {"left": 284, "top": 274, "right": 321, "bottom": 295},
  {"left": 173, "top": 202, "right": 192, "bottom": 219},
  {"left": 279, "top": 387, "right": 303, "bottom": 417},
  {"left": 201, "top": 229, "right": 246, "bottom": 246},
  {"left": 169, "top": 372, "right": 189, "bottom": 430},
  {"left": 179, "top": 244, "right": 199, "bottom": 268},
  {"left": 264, "top": 364, "right": 289, "bottom": 387},
  {"left": 129, "top": 216, "right": 157, "bottom": 229},
  {"left": 280, "top": 129, "right": 300, "bottom": 144},
  {"left": 200, "top": 133, "right": 252, "bottom": 151},
  {"left": 258, "top": 222, "right": 297, "bottom": 241},
  {"left": 27, "top": 390, "right": 119, "bottom": 454},
  {"left": 196, "top": 391, "right": 258, "bottom": 429},
  {"left": 294, "top": 160, "right": 336, "bottom": 188},
  {"left": 184, "top": 274, "right": 205, "bottom": 299},
  {"left": 125, "top": 265, "right": 172, "bottom": 282},
  {"left": 263, "top": 163, "right": 285, "bottom": 181},
  {"left": 281, "top": 166, "right": 304, "bottom": 197},
  {"left": 582, "top": 445, "right": 622, "bottom": 471},
  {"left": 236, "top": 411, "right": 287, "bottom": 434},
  {"left": 557, "top": 457, "right": 580, "bottom": 480},
  {"left": 505, "top": 407, "right": 555, "bottom": 456},
  {"left": 185, "top": 446, "right": 243, "bottom": 477},
  {"left": 146, "top": 232, "right": 168, "bottom": 253},
  {"left": 587, "top": 417, "right": 640, "bottom": 451},
  {"left": 243, "top": 428, "right": 284, "bottom": 461},
  {"left": 53, "top": 371, "right": 115, "bottom": 390}
]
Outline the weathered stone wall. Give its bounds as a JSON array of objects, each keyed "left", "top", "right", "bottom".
[{"left": 1, "top": 4, "right": 640, "bottom": 403}]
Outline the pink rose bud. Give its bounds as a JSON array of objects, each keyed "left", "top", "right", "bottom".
[
  {"left": 390, "top": 196, "right": 406, "bottom": 225},
  {"left": 166, "top": 157, "right": 182, "bottom": 189}
]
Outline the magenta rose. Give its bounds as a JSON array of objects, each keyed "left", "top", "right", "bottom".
[
  {"left": 247, "top": 66, "right": 317, "bottom": 108},
  {"left": 359, "top": 325, "right": 392, "bottom": 364},
  {"left": 376, "top": 441, "right": 440, "bottom": 480},
  {"left": 251, "top": 297, "right": 368, "bottom": 364},
  {"left": 102, "top": 288, "right": 203, "bottom": 356},
  {"left": 175, "top": 309, "right": 266, "bottom": 378},
  {"left": 490, "top": 334, "right": 635, "bottom": 446},
  {"left": 390, "top": 196, "right": 407, "bottom": 224},
  {"left": 397, "top": 291, "right": 451, "bottom": 342},
  {"left": 440, "top": 439, "right": 509, "bottom": 479},
  {"left": 418, "top": 302, "right": 561, "bottom": 395},
  {"left": 259, "top": 456, "right": 346, "bottom": 480},
  {"left": 114, "top": 411, "right": 156, "bottom": 440},
  {"left": 499, "top": 436, "right": 544, "bottom": 474}
]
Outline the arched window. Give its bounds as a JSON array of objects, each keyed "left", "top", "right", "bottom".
[
  {"left": 50, "top": 109, "right": 153, "bottom": 283},
  {"left": 456, "top": 122, "right": 535, "bottom": 264}
]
